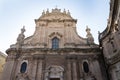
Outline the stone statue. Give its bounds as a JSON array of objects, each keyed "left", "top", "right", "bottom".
[
  {"left": 86, "top": 26, "right": 94, "bottom": 44},
  {"left": 16, "top": 26, "right": 26, "bottom": 47}
]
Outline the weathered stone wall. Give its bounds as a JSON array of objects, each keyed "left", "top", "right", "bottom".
[
  {"left": 3, "top": 48, "right": 105, "bottom": 80},
  {"left": 0, "top": 52, "right": 6, "bottom": 80},
  {"left": 99, "top": 0, "right": 120, "bottom": 80}
]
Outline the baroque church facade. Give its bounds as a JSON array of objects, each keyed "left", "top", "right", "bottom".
[{"left": 2, "top": 0, "right": 120, "bottom": 80}]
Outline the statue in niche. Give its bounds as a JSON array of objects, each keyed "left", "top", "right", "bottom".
[{"left": 16, "top": 26, "right": 26, "bottom": 49}]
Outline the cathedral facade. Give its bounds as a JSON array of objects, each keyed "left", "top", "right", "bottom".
[
  {"left": 2, "top": 0, "right": 120, "bottom": 80},
  {"left": 2, "top": 8, "right": 106, "bottom": 80}
]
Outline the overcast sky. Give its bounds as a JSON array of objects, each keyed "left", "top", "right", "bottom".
[{"left": 0, "top": 0, "right": 110, "bottom": 53}]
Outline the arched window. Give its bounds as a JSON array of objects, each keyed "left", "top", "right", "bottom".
[
  {"left": 52, "top": 37, "right": 59, "bottom": 49},
  {"left": 20, "top": 62, "right": 27, "bottom": 73},
  {"left": 83, "top": 61, "right": 89, "bottom": 73}
]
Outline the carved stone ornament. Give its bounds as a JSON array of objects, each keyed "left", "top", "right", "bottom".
[
  {"left": 16, "top": 26, "right": 26, "bottom": 49},
  {"left": 84, "top": 72, "right": 97, "bottom": 80},
  {"left": 44, "top": 66, "right": 64, "bottom": 80},
  {"left": 16, "top": 73, "right": 31, "bottom": 80}
]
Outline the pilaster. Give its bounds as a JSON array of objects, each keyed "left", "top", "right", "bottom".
[
  {"left": 67, "top": 60, "right": 72, "bottom": 80},
  {"left": 36, "top": 60, "right": 43, "bottom": 80},
  {"left": 72, "top": 61, "right": 77, "bottom": 80}
]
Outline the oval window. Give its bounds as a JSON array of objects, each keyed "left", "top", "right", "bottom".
[
  {"left": 83, "top": 62, "right": 89, "bottom": 73},
  {"left": 20, "top": 62, "right": 27, "bottom": 73}
]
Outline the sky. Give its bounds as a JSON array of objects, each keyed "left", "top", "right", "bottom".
[{"left": 0, "top": 0, "right": 110, "bottom": 53}]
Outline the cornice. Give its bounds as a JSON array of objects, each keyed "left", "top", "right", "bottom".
[
  {"left": 6, "top": 47, "right": 100, "bottom": 55},
  {"left": 35, "top": 19, "right": 77, "bottom": 23}
]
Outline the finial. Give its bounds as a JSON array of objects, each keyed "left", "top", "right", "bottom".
[
  {"left": 52, "top": 6, "right": 61, "bottom": 13},
  {"left": 63, "top": 9, "right": 66, "bottom": 14},
  {"left": 46, "top": 8, "right": 49, "bottom": 14},
  {"left": 67, "top": 10, "right": 71, "bottom": 15},
  {"left": 42, "top": 10, "right": 45, "bottom": 15}
]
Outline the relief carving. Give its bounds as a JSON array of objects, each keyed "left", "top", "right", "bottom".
[
  {"left": 49, "top": 32, "right": 62, "bottom": 38},
  {"left": 44, "top": 66, "right": 64, "bottom": 80},
  {"left": 16, "top": 73, "right": 31, "bottom": 80},
  {"left": 84, "top": 72, "right": 97, "bottom": 80}
]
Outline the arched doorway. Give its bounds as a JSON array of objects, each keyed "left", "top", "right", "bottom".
[{"left": 44, "top": 65, "right": 64, "bottom": 80}]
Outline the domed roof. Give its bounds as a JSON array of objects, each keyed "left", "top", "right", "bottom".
[{"left": 36, "top": 8, "right": 74, "bottom": 21}]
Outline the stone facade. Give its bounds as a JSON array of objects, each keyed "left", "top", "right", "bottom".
[
  {"left": 2, "top": 8, "right": 107, "bottom": 80},
  {"left": 3, "top": 0, "right": 120, "bottom": 79},
  {"left": 0, "top": 51, "right": 6, "bottom": 80},
  {"left": 99, "top": 0, "right": 120, "bottom": 80}
]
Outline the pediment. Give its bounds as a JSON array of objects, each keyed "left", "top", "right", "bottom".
[{"left": 49, "top": 32, "right": 62, "bottom": 39}]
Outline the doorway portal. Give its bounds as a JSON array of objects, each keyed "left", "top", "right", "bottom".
[
  {"left": 45, "top": 66, "right": 64, "bottom": 80},
  {"left": 50, "top": 78, "right": 60, "bottom": 80}
]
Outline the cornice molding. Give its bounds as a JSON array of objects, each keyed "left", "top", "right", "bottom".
[
  {"left": 6, "top": 47, "right": 100, "bottom": 55},
  {"left": 35, "top": 19, "right": 77, "bottom": 23}
]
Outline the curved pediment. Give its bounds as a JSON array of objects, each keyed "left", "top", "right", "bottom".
[
  {"left": 49, "top": 32, "right": 62, "bottom": 38},
  {"left": 35, "top": 8, "right": 77, "bottom": 23},
  {"left": 10, "top": 8, "right": 97, "bottom": 49}
]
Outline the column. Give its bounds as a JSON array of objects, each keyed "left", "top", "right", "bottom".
[{"left": 72, "top": 61, "right": 77, "bottom": 80}]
